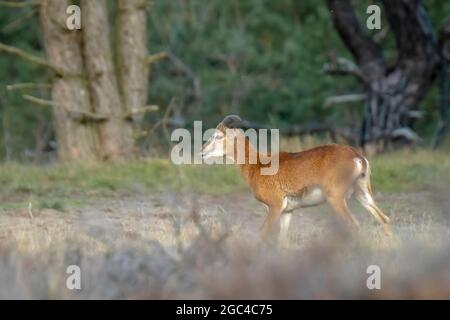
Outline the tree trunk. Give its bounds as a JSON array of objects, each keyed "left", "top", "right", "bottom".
[
  {"left": 40, "top": 0, "right": 99, "bottom": 162},
  {"left": 327, "top": 0, "right": 440, "bottom": 153},
  {"left": 432, "top": 16, "right": 450, "bottom": 148},
  {"left": 116, "top": 0, "right": 149, "bottom": 123},
  {"left": 81, "top": 0, "right": 135, "bottom": 160}
]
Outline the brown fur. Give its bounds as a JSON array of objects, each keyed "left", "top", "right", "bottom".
[{"left": 206, "top": 118, "right": 392, "bottom": 240}]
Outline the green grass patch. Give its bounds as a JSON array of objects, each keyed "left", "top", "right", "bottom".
[
  {"left": 370, "top": 149, "right": 450, "bottom": 192},
  {"left": 0, "top": 159, "right": 247, "bottom": 206},
  {"left": 0, "top": 149, "right": 448, "bottom": 208}
]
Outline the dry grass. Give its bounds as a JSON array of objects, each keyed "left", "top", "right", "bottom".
[
  {"left": 0, "top": 189, "right": 449, "bottom": 299},
  {"left": 0, "top": 147, "right": 449, "bottom": 299}
]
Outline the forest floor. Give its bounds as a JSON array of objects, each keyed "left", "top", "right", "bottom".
[
  {"left": 0, "top": 189, "right": 449, "bottom": 299},
  {"left": 2, "top": 189, "right": 448, "bottom": 250},
  {"left": 0, "top": 149, "right": 449, "bottom": 298}
]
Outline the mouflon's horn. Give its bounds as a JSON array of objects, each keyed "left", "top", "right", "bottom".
[{"left": 220, "top": 114, "right": 242, "bottom": 128}]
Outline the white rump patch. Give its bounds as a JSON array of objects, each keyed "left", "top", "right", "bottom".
[
  {"left": 282, "top": 198, "right": 288, "bottom": 211},
  {"left": 353, "top": 158, "right": 363, "bottom": 178}
]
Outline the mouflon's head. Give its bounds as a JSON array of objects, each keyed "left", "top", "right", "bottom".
[{"left": 201, "top": 115, "right": 243, "bottom": 159}]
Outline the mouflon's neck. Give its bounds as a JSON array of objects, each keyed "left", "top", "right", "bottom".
[
  {"left": 227, "top": 136, "right": 264, "bottom": 182},
  {"left": 226, "top": 135, "right": 259, "bottom": 164}
]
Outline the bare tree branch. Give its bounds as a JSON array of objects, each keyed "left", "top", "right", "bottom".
[
  {"left": 123, "top": 105, "right": 159, "bottom": 121},
  {"left": 147, "top": 51, "right": 167, "bottom": 65},
  {"left": 0, "top": 0, "right": 39, "bottom": 8},
  {"left": 322, "top": 56, "right": 365, "bottom": 80},
  {"left": 22, "top": 94, "right": 53, "bottom": 106},
  {"left": 0, "top": 42, "right": 65, "bottom": 75},
  {"left": 391, "top": 127, "right": 422, "bottom": 142},
  {"left": 7, "top": 82, "right": 51, "bottom": 91},
  {"left": 324, "top": 93, "right": 367, "bottom": 108},
  {"left": 407, "top": 110, "right": 424, "bottom": 119},
  {"left": 23, "top": 93, "right": 109, "bottom": 123}
]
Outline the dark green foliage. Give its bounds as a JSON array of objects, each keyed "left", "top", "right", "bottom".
[
  {"left": 0, "top": 6, "right": 50, "bottom": 160},
  {"left": 148, "top": 0, "right": 349, "bottom": 128},
  {"left": 1, "top": 0, "right": 449, "bottom": 160}
]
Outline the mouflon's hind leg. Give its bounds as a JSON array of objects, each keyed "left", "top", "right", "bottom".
[
  {"left": 279, "top": 212, "right": 292, "bottom": 247},
  {"left": 326, "top": 191, "right": 360, "bottom": 229},
  {"left": 356, "top": 159, "right": 392, "bottom": 235},
  {"left": 355, "top": 183, "right": 392, "bottom": 235}
]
